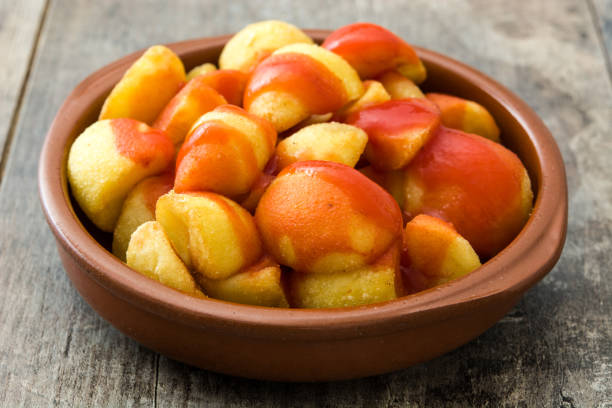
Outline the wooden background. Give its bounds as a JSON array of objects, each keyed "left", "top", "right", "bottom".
[{"left": 1, "top": 0, "right": 611, "bottom": 406}]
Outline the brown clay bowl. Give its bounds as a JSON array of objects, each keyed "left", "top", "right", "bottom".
[{"left": 38, "top": 30, "right": 567, "bottom": 382}]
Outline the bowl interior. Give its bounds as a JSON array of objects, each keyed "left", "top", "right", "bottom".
[
  {"left": 40, "top": 32, "right": 566, "bottom": 339},
  {"left": 67, "top": 37, "right": 541, "bottom": 253}
]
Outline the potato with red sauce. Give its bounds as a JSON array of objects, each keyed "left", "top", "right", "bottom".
[
  {"left": 244, "top": 43, "right": 364, "bottom": 132},
  {"left": 255, "top": 161, "right": 405, "bottom": 307},
  {"left": 67, "top": 118, "right": 174, "bottom": 232},
  {"left": 402, "top": 127, "right": 533, "bottom": 258}
]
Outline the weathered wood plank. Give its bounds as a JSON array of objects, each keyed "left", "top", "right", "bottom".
[
  {"left": 0, "top": 0, "right": 177, "bottom": 405},
  {"left": 591, "top": 0, "right": 612, "bottom": 79},
  {"left": 0, "top": 0, "right": 610, "bottom": 407},
  {"left": 0, "top": 0, "right": 47, "bottom": 181}
]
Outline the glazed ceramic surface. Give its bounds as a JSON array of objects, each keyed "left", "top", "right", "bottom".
[{"left": 38, "top": 31, "right": 567, "bottom": 382}]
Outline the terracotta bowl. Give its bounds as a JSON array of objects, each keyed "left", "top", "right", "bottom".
[{"left": 38, "top": 31, "right": 567, "bottom": 382}]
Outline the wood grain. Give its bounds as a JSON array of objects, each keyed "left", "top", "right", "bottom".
[
  {"left": 0, "top": 0, "right": 610, "bottom": 406},
  {"left": 592, "top": 0, "right": 612, "bottom": 76},
  {"left": 0, "top": 0, "right": 47, "bottom": 181}
]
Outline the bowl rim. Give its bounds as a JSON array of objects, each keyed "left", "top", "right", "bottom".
[{"left": 38, "top": 30, "right": 567, "bottom": 341}]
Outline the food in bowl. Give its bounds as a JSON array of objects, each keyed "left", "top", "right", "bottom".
[
  {"left": 66, "top": 21, "right": 533, "bottom": 309},
  {"left": 67, "top": 118, "right": 174, "bottom": 232}
]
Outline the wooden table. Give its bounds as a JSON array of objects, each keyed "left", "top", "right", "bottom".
[{"left": 1, "top": 1, "right": 610, "bottom": 406}]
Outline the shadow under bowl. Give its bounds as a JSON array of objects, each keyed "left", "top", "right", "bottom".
[{"left": 38, "top": 30, "right": 567, "bottom": 382}]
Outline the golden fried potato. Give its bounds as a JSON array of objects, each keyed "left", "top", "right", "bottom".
[
  {"left": 99, "top": 45, "right": 185, "bottom": 124},
  {"left": 152, "top": 76, "right": 227, "bottom": 145},
  {"left": 377, "top": 70, "right": 424, "bottom": 99},
  {"left": 67, "top": 119, "right": 173, "bottom": 232},
  {"left": 197, "top": 256, "right": 289, "bottom": 307},
  {"left": 333, "top": 80, "right": 391, "bottom": 122},
  {"left": 276, "top": 122, "right": 368, "bottom": 169},
  {"left": 186, "top": 63, "right": 217, "bottom": 81},
  {"left": 156, "top": 191, "right": 263, "bottom": 280},
  {"left": 112, "top": 173, "right": 173, "bottom": 261},
  {"left": 322, "top": 23, "right": 426, "bottom": 83},
  {"left": 126, "top": 221, "right": 205, "bottom": 298},
  {"left": 402, "top": 214, "right": 481, "bottom": 293},
  {"left": 219, "top": 20, "right": 313, "bottom": 73},
  {"left": 346, "top": 99, "right": 441, "bottom": 170},
  {"left": 288, "top": 244, "right": 402, "bottom": 308},
  {"left": 426, "top": 93, "right": 500, "bottom": 142}
]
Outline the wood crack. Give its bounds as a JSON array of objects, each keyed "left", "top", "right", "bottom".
[
  {"left": 154, "top": 353, "right": 160, "bottom": 408},
  {"left": 0, "top": 0, "right": 50, "bottom": 188},
  {"left": 62, "top": 325, "right": 73, "bottom": 357},
  {"left": 585, "top": 0, "right": 612, "bottom": 88}
]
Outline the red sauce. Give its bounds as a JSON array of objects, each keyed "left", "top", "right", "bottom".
[
  {"left": 285, "top": 161, "right": 403, "bottom": 236},
  {"left": 152, "top": 82, "right": 227, "bottom": 141},
  {"left": 142, "top": 172, "right": 174, "bottom": 213},
  {"left": 239, "top": 155, "right": 280, "bottom": 212},
  {"left": 111, "top": 118, "right": 173, "bottom": 167},
  {"left": 263, "top": 153, "right": 280, "bottom": 176},
  {"left": 404, "top": 127, "right": 528, "bottom": 258},
  {"left": 240, "top": 172, "right": 276, "bottom": 212},
  {"left": 400, "top": 215, "right": 455, "bottom": 293},
  {"left": 322, "top": 22, "right": 420, "bottom": 78},
  {"left": 346, "top": 99, "right": 441, "bottom": 170},
  {"left": 400, "top": 263, "right": 435, "bottom": 295},
  {"left": 256, "top": 161, "right": 402, "bottom": 272},
  {"left": 197, "top": 70, "right": 248, "bottom": 106},
  {"left": 175, "top": 120, "right": 259, "bottom": 196},
  {"left": 214, "top": 104, "right": 278, "bottom": 149},
  {"left": 244, "top": 53, "right": 347, "bottom": 115},
  {"left": 346, "top": 98, "right": 440, "bottom": 137}
]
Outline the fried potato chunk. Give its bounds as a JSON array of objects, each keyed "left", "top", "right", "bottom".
[
  {"left": 186, "top": 63, "right": 217, "bottom": 81},
  {"left": 156, "top": 191, "right": 263, "bottom": 280},
  {"left": 276, "top": 122, "right": 367, "bottom": 169},
  {"left": 174, "top": 105, "right": 277, "bottom": 197},
  {"left": 255, "top": 161, "right": 403, "bottom": 274},
  {"left": 197, "top": 256, "right": 289, "bottom": 307},
  {"left": 402, "top": 214, "right": 481, "bottom": 293},
  {"left": 426, "top": 93, "right": 500, "bottom": 142},
  {"left": 99, "top": 45, "right": 185, "bottom": 124},
  {"left": 346, "top": 98, "right": 441, "bottom": 170},
  {"left": 244, "top": 44, "right": 364, "bottom": 132},
  {"left": 288, "top": 244, "right": 402, "bottom": 308},
  {"left": 112, "top": 173, "right": 173, "bottom": 261},
  {"left": 67, "top": 119, "right": 173, "bottom": 231},
  {"left": 403, "top": 127, "right": 533, "bottom": 258},
  {"left": 127, "top": 221, "right": 205, "bottom": 298},
  {"left": 378, "top": 70, "right": 424, "bottom": 99},
  {"left": 322, "top": 23, "right": 426, "bottom": 83},
  {"left": 219, "top": 20, "right": 313, "bottom": 73}
]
